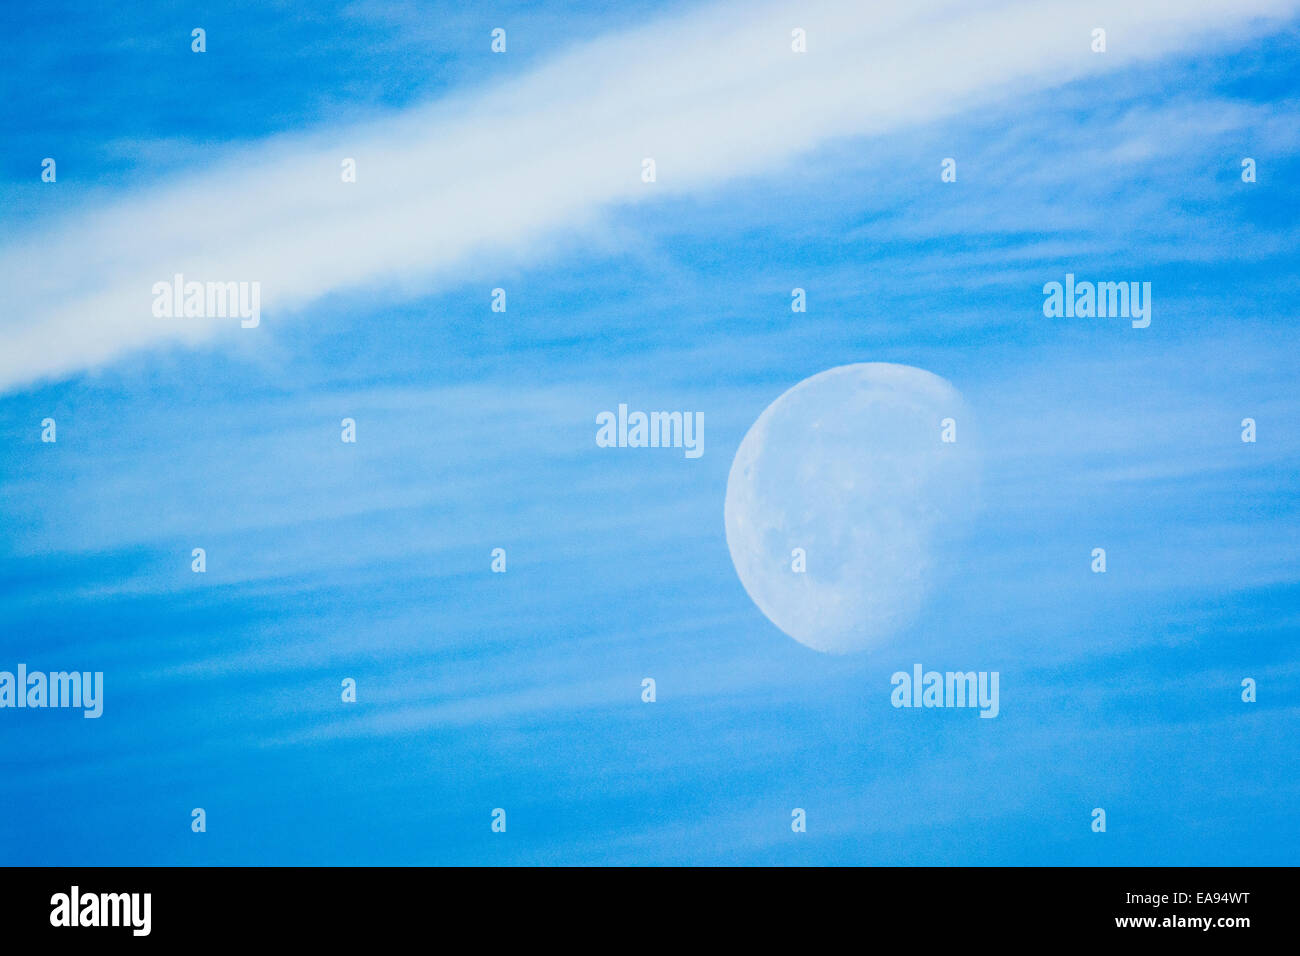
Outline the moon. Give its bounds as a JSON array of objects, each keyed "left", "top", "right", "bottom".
[{"left": 724, "top": 363, "right": 979, "bottom": 654}]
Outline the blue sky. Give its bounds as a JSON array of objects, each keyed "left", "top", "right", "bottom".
[{"left": 1, "top": 0, "right": 1298, "bottom": 864}]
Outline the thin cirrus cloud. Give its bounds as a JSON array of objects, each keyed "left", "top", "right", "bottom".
[{"left": 2, "top": 0, "right": 1296, "bottom": 393}]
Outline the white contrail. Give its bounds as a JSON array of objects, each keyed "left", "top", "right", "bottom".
[{"left": 1, "top": 0, "right": 1295, "bottom": 390}]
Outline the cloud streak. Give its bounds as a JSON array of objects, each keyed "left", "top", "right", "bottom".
[{"left": 2, "top": 0, "right": 1297, "bottom": 391}]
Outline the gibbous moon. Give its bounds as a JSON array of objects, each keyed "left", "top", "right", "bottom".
[{"left": 724, "top": 363, "right": 978, "bottom": 654}]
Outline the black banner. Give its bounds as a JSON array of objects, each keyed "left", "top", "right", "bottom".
[{"left": 0, "top": 866, "right": 1286, "bottom": 943}]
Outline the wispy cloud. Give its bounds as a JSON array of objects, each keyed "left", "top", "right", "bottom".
[{"left": 4, "top": 0, "right": 1297, "bottom": 391}]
